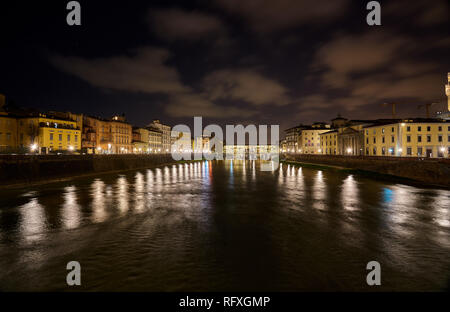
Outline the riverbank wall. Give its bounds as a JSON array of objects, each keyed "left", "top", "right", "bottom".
[
  {"left": 0, "top": 154, "right": 178, "bottom": 187},
  {"left": 282, "top": 154, "right": 450, "bottom": 188}
]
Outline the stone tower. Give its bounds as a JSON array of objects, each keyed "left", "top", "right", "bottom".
[{"left": 446, "top": 72, "right": 450, "bottom": 112}]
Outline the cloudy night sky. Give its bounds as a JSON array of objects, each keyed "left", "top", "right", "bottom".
[{"left": 0, "top": 0, "right": 449, "bottom": 132}]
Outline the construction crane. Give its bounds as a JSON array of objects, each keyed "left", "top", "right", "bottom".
[
  {"left": 417, "top": 102, "right": 438, "bottom": 118},
  {"left": 381, "top": 102, "right": 397, "bottom": 119}
]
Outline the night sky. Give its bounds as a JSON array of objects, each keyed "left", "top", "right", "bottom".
[{"left": 0, "top": 0, "right": 449, "bottom": 132}]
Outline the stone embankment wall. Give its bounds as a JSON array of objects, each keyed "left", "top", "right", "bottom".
[
  {"left": 0, "top": 154, "right": 176, "bottom": 186},
  {"left": 283, "top": 154, "right": 450, "bottom": 187}
]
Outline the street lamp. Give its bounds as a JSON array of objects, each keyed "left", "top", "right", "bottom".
[
  {"left": 347, "top": 148, "right": 352, "bottom": 154},
  {"left": 68, "top": 145, "right": 74, "bottom": 152},
  {"left": 30, "top": 143, "right": 38, "bottom": 152}
]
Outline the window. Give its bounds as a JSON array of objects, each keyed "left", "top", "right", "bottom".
[
  {"left": 366, "top": 130, "right": 368, "bottom": 135},
  {"left": 50, "top": 133, "right": 53, "bottom": 141},
  {"left": 373, "top": 129, "right": 376, "bottom": 134},
  {"left": 427, "top": 126, "right": 431, "bottom": 131},
  {"left": 67, "top": 134, "right": 71, "bottom": 141},
  {"left": 418, "top": 135, "right": 422, "bottom": 143},
  {"left": 391, "top": 136, "right": 395, "bottom": 143},
  {"left": 382, "top": 136, "right": 385, "bottom": 143},
  {"left": 382, "top": 128, "right": 385, "bottom": 134},
  {"left": 391, "top": 127, "right": 394, "bottom": 132},
  {"left": 373, "top": 137, "right": 376, "bottom": 144},
  {"left": 427, "top": 135, "right": 431, "bottom": 142},
  {"left": 438, "top": 135, "right": 442, "bottom": 142},
  {"left": 407, "top": 126, "right": 411, "bottom": 132},
  {"left": 407, "top": 147, "right": 412, "bottom": 156},
  {"left": 418, "top": 126, "right": 421, "bottom": 131},
  {"left": 448, "top": 135, "right": 450, "bottom": 142},
  {"left": 438, "top": 126, "right": 442, "bottom": 132},
  {"left": 418, "top": 147, "right": 423, "bottom": 156},
  {"left": 59, "top": 134, "right": 62, "bottom": 141},
  {"left": 382, "top": 147, "right": 386, "bottom": 155},
  {"left": 406, "top": 135, "right": 411, "bottom": 142},
  {"left": 373, "top": 147, "right": 376, "bottom": 155},
  {"left": 75, "top": 135, "right": 78, "bottom": 142},
  {"left": 366, "top": 138, "right": 369, "bottom": 144}
]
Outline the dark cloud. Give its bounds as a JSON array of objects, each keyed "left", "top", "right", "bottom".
[
  {"left": 214, "top": 0, "right": 349, "bottom": 32},
  {"left": 203, "top": 69, "right": 290, "bottom": 106},
  {"left": 50, "top": 47, "right": 189, "bottom": 94},
  {"left": 149, "top": 9, "right": 226, "bottom": 41},
  {"left": 165, "top": 92, "right": 254, "bottom": 118},
  {"left": 385, "top": 0, "right": 448, "bottom": 27},
  {"left": 297, "top": 27, "right": 448, "bottom": 119}
]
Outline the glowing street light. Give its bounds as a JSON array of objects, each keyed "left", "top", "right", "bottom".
[
  {"left": 30, "top": 143, "right": 38, "bottom": 152},
  {"left": 68, "top": 145, "right": 74, "bottom": 152},
  {"left": 347, "top": 148, "right": 352, "bottom": 154}
]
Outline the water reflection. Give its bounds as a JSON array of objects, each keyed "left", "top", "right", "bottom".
[
  {"left": 0, "top": 160, "right": 449, "bottom": 291},
  {"left": 341, "top": 175, "right": 359, "bottom": 211},
  {"left": 116, "top": 176, "right": 129, "bottom": 214},
  {"left": 312, "top": 171, "right": 327, "bottom": 210},
  {"left": 91, "top": 179, "right": 107, "bottom": 223},
  {"left": 19, "top": 198, "right": 46, "bottom": 243},
  {"left": 61, "top": 186, "right": 81, "bottom": 229},
  {"left": 134, "top": 172, "right": 145, "bottom": 212}
]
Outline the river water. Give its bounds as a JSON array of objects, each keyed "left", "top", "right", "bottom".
[{"left": 0, "top": 160, "right": 449, "bottom": 291}]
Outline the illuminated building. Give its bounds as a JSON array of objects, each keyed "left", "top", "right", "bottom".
[
  {"left": 364, "top": 119, "right": 450, "bottom": 157},
  {"left": 298, "top": 123, "right": 330, "bottom": 154},
  {"left": 17, "top": 114, "right": 81, "bottom": 153},
  {"left": 436, "top": 72, "right": 450, "bottom": 120},
  {"left": 319, "top": 130, "right": 338, "bottom": 155},
  {"left": 148, "top": 120, "right": 171, "bottom": 153}
]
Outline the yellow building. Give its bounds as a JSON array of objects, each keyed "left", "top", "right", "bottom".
[
  {"left": 132, "top": 127, "right": 150, "bottom": 153},
  {"left": 147, "top": 126, "right": 162, "bottom": 152},
  {"left": 364, "top": 119, "right": 450, "bottom": 158},
  {"left": 18, "top": 114, "right": 81, "bottom": 153},
  {"left": 0, "top": 113, "right": 18, "bottom": 153},
  {"left": 110, "top": 116, "right": 132, "bottom": 154},
  {"left": 299, "top": 127, "right": 330, "bottom": 154},
  {"left": 319, "top": 130, "right": 338, "bottom": 155},
  {"left": 148, "top": 120, "right": 171, "bottom": 153}
]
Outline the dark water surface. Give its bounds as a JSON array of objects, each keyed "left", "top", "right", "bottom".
[{"left": 0, "top": 160, "right": 449, "bottom": 291}]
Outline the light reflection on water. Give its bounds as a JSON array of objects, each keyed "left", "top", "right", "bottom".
[{"left": 0, "top": 160, "right": 449, "bottom": 291}]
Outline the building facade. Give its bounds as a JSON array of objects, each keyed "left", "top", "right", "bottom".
[
  {"left": 148, "top": 120, "right": 171, "bottom": 153},
  {"left": 18, "top": 114, "right": 81, "bottom": 153},
  {"left": 298, "top": 125, "right": 330, "bottom": 154},
  {"left": 320, "top": 130, "right": 338, "bottom": 155},
  {"left": 364, "top": 119, "right": 450, "bottom": 157}
]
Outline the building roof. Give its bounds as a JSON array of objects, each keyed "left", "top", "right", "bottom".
[
  {"left": 319, "top": 129, "right": 338, "bottom": 135},
  {"left": 363, "top": 118, "right": 450, "bottom": 128}
]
